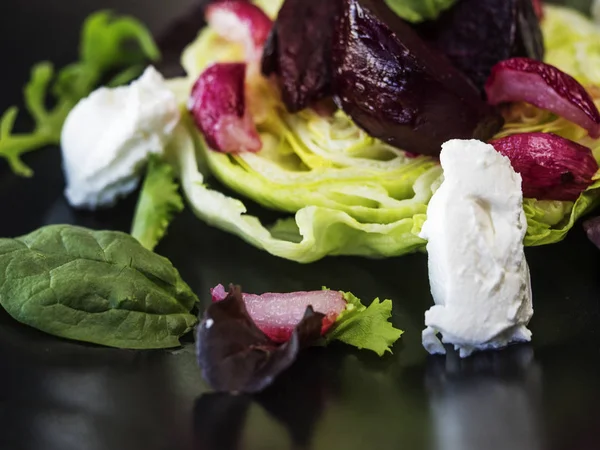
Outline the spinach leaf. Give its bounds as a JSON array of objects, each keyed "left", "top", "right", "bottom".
[{"left": 0, "top": 225, "right": 198, "bottom": 349}]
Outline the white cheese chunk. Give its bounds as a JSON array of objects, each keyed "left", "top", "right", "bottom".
[
  {"left": 61, "top": 66, "right": 180, "bottom": 210},
  {"left": 420, "top": 139, "right": 533, "bottom": 358}
]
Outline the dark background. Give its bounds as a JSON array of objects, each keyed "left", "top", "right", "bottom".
[{"left": 1, "top": 1, "right": 600, "bottom": 449}]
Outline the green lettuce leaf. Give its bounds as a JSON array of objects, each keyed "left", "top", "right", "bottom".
[
  {"left": 131, "top": 156, "right": 184, "bottom": 251},
  {"left": 323, "top": 291, "right": 404, "bottom": 356},
  {"left": 171, "top": 122, "right": 432, "bottom": 263},
  {"left": 525, "top": 177, "right": 600, "bottom": 246},
  {"left": 0, "top": 11, "right": 159, "bottom": 177},
  {"left": 384, "top": 0, "right": 458, "bottom": 23},
  {"left": 0, "top": 225, "right": 198, "bottom": 349},
  {"left": 541, "top": 5, "right": 600, "bottom": 87}
]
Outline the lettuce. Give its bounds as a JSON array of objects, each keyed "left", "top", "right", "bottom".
[
  {"left": 171, "top": 122, "right": 432, "bottom": 263},
  {"left": 131, "top": 156, "right": 184, "bottom": 251},
  {"left": 323, "top": 291, "right": 404, "bottom": 356},
  {"left": 169, "top": 2, "right": 600, "bottom": 262},
  {"left": 542, "top": 5, "right": 600, "bottom": 87},
  {"left": 0, "top": 11, "right": 159, "bottom": 177},
  {"left": 384, "top": 0, "right": 458, "bottom": 23}
]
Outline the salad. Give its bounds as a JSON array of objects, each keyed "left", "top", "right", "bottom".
[
  {"left": 2, "top": 0, "right": 600, "bottom": 264},
  {"left": 1, "top": 0, "right": 600, "bottom": 392}
]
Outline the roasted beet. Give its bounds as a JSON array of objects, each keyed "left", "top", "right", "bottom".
[
  {"left": 189, "top": 63, "right": 262, "bottom": 153},
  {"left": 416, "top": 0, "right": 544, "bottom": 92},
  {"left": 211, "top": 284, "right": 347, "bottom": 343},
  {"left": 486, "top": 58, "right": 600, "bottom": 138},
  {"left": 332, "top": 0, "right": 504, "bottom": 156},
  {"left": 205, "top": 1, "right": 272, "bottom": 61},
  {"left": 491, "top": 132, "right": 598, "bottom": 201},
  {"left": 261, "top": 0, "right": 341, "bottom": 112}
]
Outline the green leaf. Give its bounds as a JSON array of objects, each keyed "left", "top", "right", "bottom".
[
  {"left": 323, "top": 291, "right": 404, "bottom": 356},
  {"left": 80, "top": 10, "right": 160, "bottom": 71},
  {"left": 0, "top": 11, "right": 160, "bottom": 177},
  {"left": 0, "top": 225, "right": 198, "bottom": 349},
  {"left": 131, "top": 156, "right": 185, "bottom": 251},
  {"left": 384, "top": 0, "right": 458, "bottom": 23}
]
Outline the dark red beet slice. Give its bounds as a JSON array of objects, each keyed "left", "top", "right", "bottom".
[
  {"left": 189, "top": 63, "right": 262, "bottom": 153},
  {"left": 261, "top": 0, "right": 341, "bottom": 112},
  {"left": 486, "top": 58, "right": 600, "bottom": 138},
  {"left": 197, "top": 285, "right": 324, "bottom": 393},
  {"left": 205, "top": 0, "right": 272, "bottom": 61},
  {"left": 491, "top": 132, "right": 598, "bottom": 201},
  {"left": 416, "top": 0, "right": 544, "bottom": 92},
  {"left": 332, "top": 0, "right": 504, "bottom": 157},
  {"left": 211, "top": 284, "right": 347, "bottom": 343}
]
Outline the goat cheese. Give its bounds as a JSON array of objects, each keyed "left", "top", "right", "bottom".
[
  {"left": 420, "top": 139, "right": 533, "bottom": 358},
  {"left": 61, "top": 66, "right": 180, "bottom": 209}
]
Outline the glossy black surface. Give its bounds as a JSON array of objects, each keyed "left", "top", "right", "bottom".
[{"left": 1, "top": 1, "right": 600, "bottom": 449}]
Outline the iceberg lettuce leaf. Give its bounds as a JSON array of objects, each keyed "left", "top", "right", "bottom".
[{"left": 171, "top": 123, "right": 431, "bottom": 263}]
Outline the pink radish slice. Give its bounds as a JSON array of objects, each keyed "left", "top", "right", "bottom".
[
  {"left": 189, "top": 63, "right": 262, "bottom": 153},
  {"left": 211, "top": 284, "right": 347, "bottom": 343}
]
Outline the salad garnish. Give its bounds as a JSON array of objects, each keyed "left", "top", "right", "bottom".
[
  {"left": 2, "top": 1, "right": 600, "bottom": 264},
  {"left": 261, "top": 0, "right": 340, "bottom": 112},
  {"left": 211, "top": 284, "right": 403, "bottom": 355},
  {"left": 486, "top": 58, "right": 600, "bottom": 138},
  {"left": 189, "top": 63, "right": 262, "bottom": 153},
  {"left": 198, "top": 284, "right": 403, "bottom": 392},
  {"left": 210, "top": 284, "right": 347, "bottom": 342},
  {"left": 0, "top": 11, "right": 159, "bottom": 177},
  {"left": 491, "top": 132, "right": 599, "bottom": 201},
  {"left": 417, "top": 0, "right": 544, "bottom": 92},
  {"left": 131, "top": 155, "right": 184, "bottom": 251},
  {"left": 0, "top": 225, "right": 198, "bottom": 349},
  {"left": 197, "top": 285, "right": 324, "bottom": 393},
  {"left": 331, "top": 0, "right": 503, "bottom": 156}
]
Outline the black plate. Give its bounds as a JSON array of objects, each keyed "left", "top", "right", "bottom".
[{"left": 1, "top": 1, "right": 600, "bottom": 449}]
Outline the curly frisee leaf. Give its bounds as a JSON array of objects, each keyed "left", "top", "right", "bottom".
[
  {"left": 0, "top": 225, "right": 198, "bottom": 349},
  {"left": 0, "top": 11, "right": 159, "bottom": 177},
  {"left": 323, "top": 291, "right": 404, "bottom": 356},
  {"left": 131, "top": 156, "right": 184, "bottom": 251}
]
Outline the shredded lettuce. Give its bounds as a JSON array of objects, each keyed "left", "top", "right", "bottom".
[
  {"left": 131, "top": 156, "right": 184, "bottom": 251},
  {"left": 324, "top": 291, "right": 404, "bottom": 356},
  {"left": 0, "top": 11, "right": 159, "bottom": 177}
]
